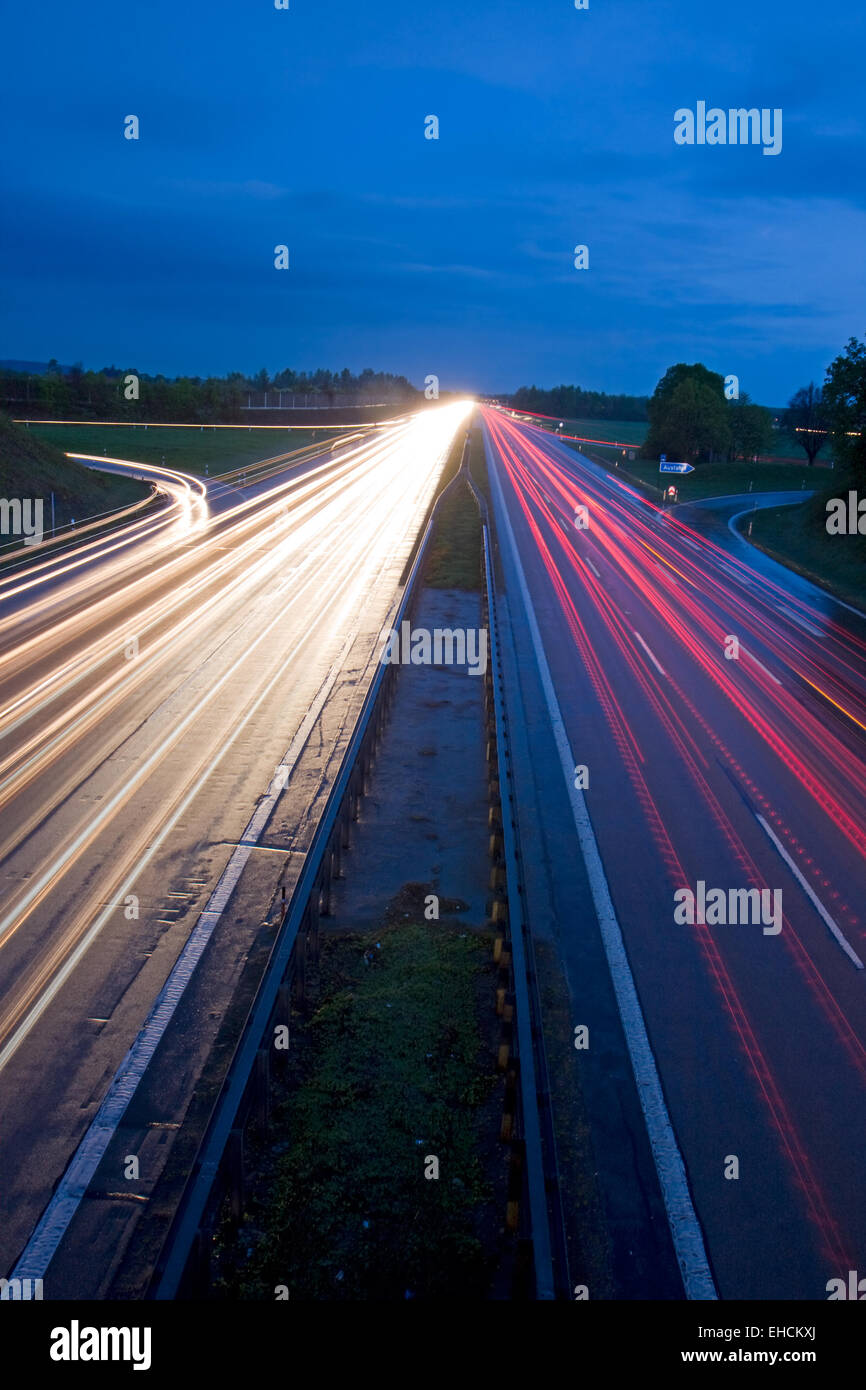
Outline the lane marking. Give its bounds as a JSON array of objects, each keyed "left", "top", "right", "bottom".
[
  {"left": 10, "top": 629, "right": 358, "bottom": 1283},
  {"left": 799, "top": 676, "right": 866, "bottom": 735},
  {"left": 486, "top": 429, "right": 717, "bottom": 1301},
  {"left": 754, "top": 814, "right": 864, "bottom": 971},
  {"left": 637, "top": 539, "right": 690, "bottom": 585},
  {"left": 632, "top": 629, "right": 668, "bottom": 677},
  {"left": 785, "top": 610, "right": 823, "bottom": 638},
  {"left": 7, "top": 408, "right": 457, "bottom": 1277},
  {"left": 741, "top": 646, "right": 782, "bottom": 688},
  {"left": 585, "top": 557, "right": 601, "bottom": 579}
]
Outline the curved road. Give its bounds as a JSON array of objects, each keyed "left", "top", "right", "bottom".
[{"left": 0, "top": 403, "right": 470, "bottom": 1290}]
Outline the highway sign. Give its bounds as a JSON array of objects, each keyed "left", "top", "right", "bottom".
[{"left": 659, "top": 461, "right": 695, "bottom": 474}]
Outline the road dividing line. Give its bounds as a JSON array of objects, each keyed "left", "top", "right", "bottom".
[
  {"left": 799, "top": 676, "right": 866, "bottom": 735},
  {"left": 485, "top": 432, "right": 717, "bottom": 1301},
  {"left": 754, "top": 813, "right": 864, "bottom": 971},
  {"left": 585, "top": 557, "right": 601, "bottom": 579},
  {"left": 9, "top": 628, "right": 358, "bottom": 1284},
  {"left": 741, "top": 646, "right": 783, "bottom": 688},
  {"left": 633, "top": 629, "right": 668, "bottom": 678},
  {"left": 784, "top": 609, "right": 823, "bottom": 638}
]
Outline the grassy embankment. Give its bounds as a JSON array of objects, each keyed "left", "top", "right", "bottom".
[
  {"left": 747, "top": 484, "right": 866, "bottom": 609},
  {"left": 22, "top": 422, "right": 329, "bottom": 478},
  {"left": 581, "top": 454, "right": 818, "bottom": 504},
  {"left": 0, "top": 413, "right": 151, "bottom": 536}
]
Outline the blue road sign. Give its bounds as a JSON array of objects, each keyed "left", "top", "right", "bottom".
[
  {"left": 659, "top": 454, "right": 667, "bottom": 463},
  {"left": 659, "top": 461, "right": 695, "bottom": 474}
]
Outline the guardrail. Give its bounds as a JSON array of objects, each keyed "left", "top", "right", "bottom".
[
  {"left": 464, "top": 459, "right": 567, "bottom": 1300},
  {"left": 152, "top": 436, "right": 565, "bottom": 1299}
]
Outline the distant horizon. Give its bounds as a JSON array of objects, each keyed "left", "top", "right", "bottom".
[{"left": 0, "top": 357, "right": 802, "bottom": 412}]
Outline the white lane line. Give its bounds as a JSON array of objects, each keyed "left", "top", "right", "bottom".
[
  {"left": 632, "top": 629, "right": 668, "bottom": 677},
  {"left": 754, "top": 813, "right": 863, "bottom": 971},
  {"left": 585, "top": 557, "right": 601, "bottom": 579},
  {"left": 9, "top": 628, "right": 357, "bottom": 1284},
  {"left": 486, "top": 430, "right": 717, "bottom": 1301},
  {"left": 741, "top": 646, "right": 783, "bottom": 688},
  {"left": 785, "top": 610, "right": 823, "bottom": 638}
]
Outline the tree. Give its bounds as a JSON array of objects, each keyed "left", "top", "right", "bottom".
[
  {"left": 823, "top": 337, "right": 866, "bottom": 485},
  {"left": 727, "top": 394, "right": 774, "bottom": 461},
  {"left": 643, "top": 363, "right": 730, "bottom": 462},
  {"left": 665, "top": 378, "right": 731, "bottom": 462},
  {"left": 783, "top": 383, "right": 829, "bottom": 466}
]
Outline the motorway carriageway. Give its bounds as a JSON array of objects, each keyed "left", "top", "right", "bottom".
[
  {"left": 482, "top": 405, "right": 866, "bottom": 1300},
  {"left": 0, "top": 402, "right": 471, "bottom": 1285}
]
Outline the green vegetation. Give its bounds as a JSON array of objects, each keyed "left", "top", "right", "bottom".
[
  {"left": 642, "top": 362, "right": 773, "bottom": 465},
  {"left": 566, "top": 441, "right": 817, "bottom": 504},
  {"left": 552, "top": 413, "right": 823, "bottom": 462},
  {"left": 467, "top": 419, "right": 491, "bottom": 502},
  {"left": 531, "top": 411, "right": 805, "bottom": 461},
  {"left": 22, "top": 423, "right": 328, "bottom": 477},
  {"left": 216, "top": 917, "right": 501, "bottom": 1301},
  {"left": 747, "top": 480, "right": 866, "bottom": 608},
  {"left": 426, "top": 480, "right": 482, "bottom": 590},
  {"left": 0, "top": 413, "right": 150, "bottom": 529},
  {"left": 0, "top": 361, "right": 421, "bottom": 422},
  {"left": 823, "top": 336, "right": 866, "bottom": 487},
  {"left": 563, "top": 417, "right": 647, "bottom": 446},
  {"left": 508, "top": 383, "right": 649, "bottom": 422},
  {"left": 783, "top": 383, "right": 832, "bottom": 466},
  {"left": 632, "top": 334, "right": 866, "bottom": 475}
]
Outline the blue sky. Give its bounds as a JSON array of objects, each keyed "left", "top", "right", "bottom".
[{"left": 1, "top": 0, "right": 864, "bottom": 403}]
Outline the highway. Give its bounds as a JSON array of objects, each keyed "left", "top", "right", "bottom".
[
  {"left": 482, "top": 406, "right": 866, "bottom": 1300},
  {"left": 0, "top": 402, "right": 470, "bottom": 1287}
]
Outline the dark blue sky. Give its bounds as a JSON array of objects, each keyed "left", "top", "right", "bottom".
[{"left": 2, "top": 0, "right": 864, "bottom": 403}]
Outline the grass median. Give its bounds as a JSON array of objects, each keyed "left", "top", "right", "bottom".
[{"left": 215, "top": 912, "right": 503, "bottom": 1301}]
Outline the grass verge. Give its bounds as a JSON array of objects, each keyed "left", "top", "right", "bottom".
[
  {"left": 0, "top": 413, "right": 150, "bottom": 531},
  {"left": 214, "top": 909, "right": 504, "bottom": 1300},
  {"left": 426, "top": 481, "right": 482, "bottom": 590},
  {"left": 746, "top": 491, "right": 866, "bottom": 609},
  {"left": 565, "top": 445, "right": 820, "bottom": 504},
  {"left": 20, "top": 423, "right": 331, "bottom": 476}
]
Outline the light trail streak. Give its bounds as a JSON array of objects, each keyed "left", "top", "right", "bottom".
[
  {"left": 483, "top": 406, "right": 866, "bottom": 1272},
  {"left": 0, "top": 402, "right": 471, "bottom": 1066}
]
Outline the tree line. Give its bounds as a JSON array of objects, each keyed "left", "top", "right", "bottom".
[
  {"left": 0, "top": 362, "right": 421, "bottom": 422},
  {"left": 640, "top": 339, "right": 866, "bottom": 480},
  {"left": 507, "top": 383, "right": 649, "bottom": 421}
]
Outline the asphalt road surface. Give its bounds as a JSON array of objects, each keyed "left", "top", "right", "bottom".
[
  {"left": 482, "top": 406, "right": 866, "bottom": 1300},
  {"left": 0, "top": 403, "right": 470, "bottom": 1288}
]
